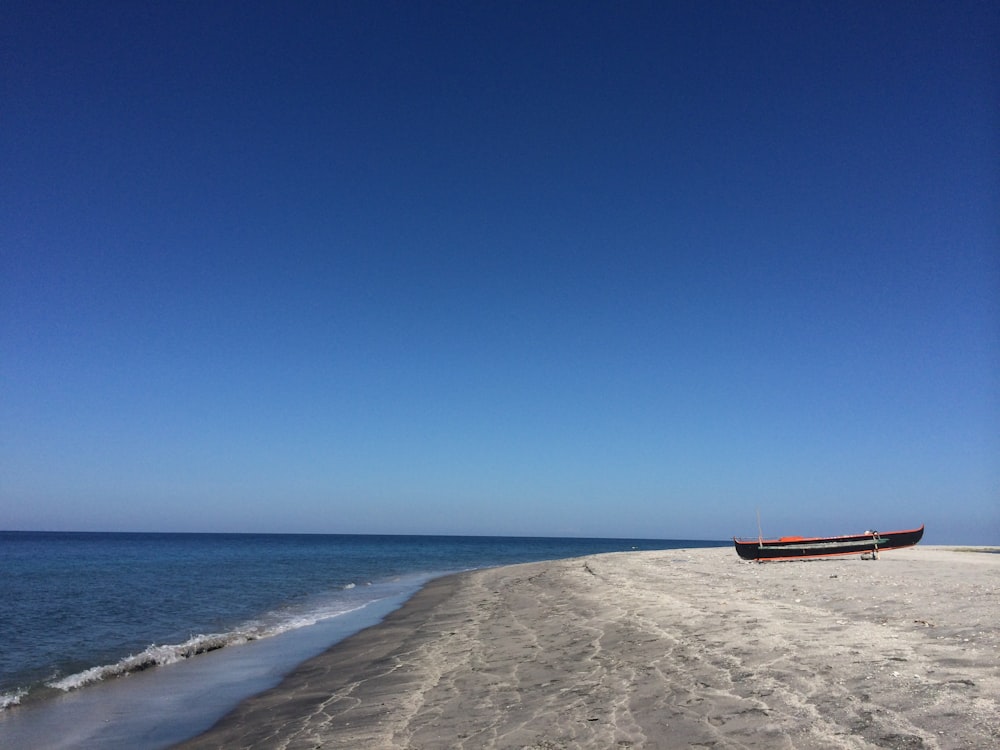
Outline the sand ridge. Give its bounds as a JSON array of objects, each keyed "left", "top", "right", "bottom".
[{"left": 175, "top": 546, "right": 999, "bottom": 749}]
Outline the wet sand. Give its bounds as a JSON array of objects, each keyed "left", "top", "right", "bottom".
[{"left": 175, "top": 546, "right": 999, "bottom": 749}]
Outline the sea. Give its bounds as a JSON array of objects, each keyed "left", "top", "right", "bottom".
[{"left": 0, "top": 531, "right": 725, "bottom": 749}]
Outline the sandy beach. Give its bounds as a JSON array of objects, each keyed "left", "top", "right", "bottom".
[{"left": 175, "top": 546, "right": 999, "bottom": 749}]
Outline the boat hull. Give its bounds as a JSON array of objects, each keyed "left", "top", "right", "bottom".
[{"left": 733, "top": 525, "right": 924, "bottom": 562}]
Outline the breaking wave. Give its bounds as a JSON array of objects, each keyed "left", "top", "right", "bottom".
[
  {"left": 45, "top": 600, "right": 373, "bottom": 693},
  {"left": 0, "top": 688, "right": 27, "bottom": 710}
]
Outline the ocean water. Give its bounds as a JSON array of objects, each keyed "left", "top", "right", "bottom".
[{"left": 0, "top": 531, "right": 724, "bottom": 748}]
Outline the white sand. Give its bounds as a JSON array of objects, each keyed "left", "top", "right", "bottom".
[{"left": 177, "top": 545, "right": 999, "bottom": 749}]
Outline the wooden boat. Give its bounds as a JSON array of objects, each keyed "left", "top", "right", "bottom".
[{"left": 733, "top": 524, "right": 924, "bottom": 561}]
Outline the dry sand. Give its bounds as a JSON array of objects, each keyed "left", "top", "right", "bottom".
[{"left": 175, "top": 546, "right": 999, "bottom": 749}]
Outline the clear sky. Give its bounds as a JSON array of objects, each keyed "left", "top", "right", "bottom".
[{"left": 2, "top": 2, "right": 997, "bottom": 543}]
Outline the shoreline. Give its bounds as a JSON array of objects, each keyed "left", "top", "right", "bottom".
[{"left": 175, "top": 546, "right": 999, "bottom": 748}]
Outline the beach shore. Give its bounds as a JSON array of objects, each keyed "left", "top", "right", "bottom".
[{"left": 175, "top": 546, "right": 999, "bottom": 749}]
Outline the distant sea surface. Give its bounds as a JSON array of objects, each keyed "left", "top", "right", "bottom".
[{"left": 0, "top": 531, "right": 725, "bottom": 749}]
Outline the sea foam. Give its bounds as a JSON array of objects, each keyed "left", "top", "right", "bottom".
[
  {"left": 0, "top": 688, "right": 26, "bottom": 710},
  {"left": 46, "top": 601, "right": 371, "bottom": 692}
]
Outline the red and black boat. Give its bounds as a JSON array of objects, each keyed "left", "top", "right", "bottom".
[{"left": 733, "top": 525, "right": 924, "bottom": 561}]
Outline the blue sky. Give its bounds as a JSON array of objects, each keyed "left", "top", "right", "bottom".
[{"left": 2, "top": 2, "right": 997, "bottom": 542}]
